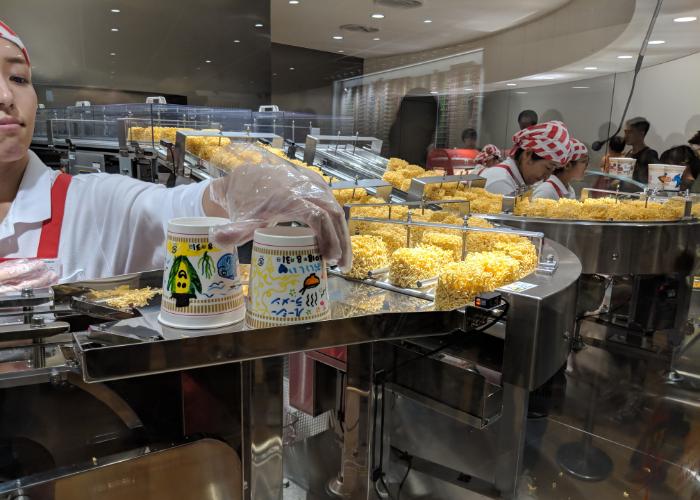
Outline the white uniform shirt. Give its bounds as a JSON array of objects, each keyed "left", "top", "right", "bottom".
[
  {"left": 0, "top": 151, "right": 209, "bottom": 282},
  {"left": 481, "top": 158, "right": 525, "bottom": 195},
  {"left": 532, "top": 175, "right": 576, "bottom": 201}
]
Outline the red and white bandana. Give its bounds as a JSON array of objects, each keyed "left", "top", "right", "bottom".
[
  {"left": 0, "top": 20, "right": 30, "bottom": 65},
  {"left": 475, "top": 144, "right": 502, "bottom": 165},
  {"left": 568, "top": 138, "right": 588, "bottom": 162},
  {"left": 511, "top": 120, "right": 571, "bottom": 165}
]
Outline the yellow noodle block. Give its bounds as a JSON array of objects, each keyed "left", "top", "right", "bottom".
[
  {"left": 347, "top": 235, "right": 389, "bottom": 279},
  {"left": 389, "top": 246, "right": 450, "bottom": 288}
]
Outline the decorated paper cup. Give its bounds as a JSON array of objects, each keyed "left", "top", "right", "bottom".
[
  {"left": 608, "top": 157, "right": 636, "bottom": 177},
  {"left": 246, "top": 227, "right": 330, "bottom": 329},
  {"left": 159, "top": 217, "right": 245, "bottom": 329},
  {"left": 648, "top": 163, "right": 686, "bottom": 191}
]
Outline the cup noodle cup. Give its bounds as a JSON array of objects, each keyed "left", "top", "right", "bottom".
[
  {"left": 608, "top": 157, "right": 636, "bottom": 177},
  {"left": 159, "top": 217, "right": 245, "bottom": 329},
  {"left": 246, "top": 227, "right": 330, "bottom": 330},
  {"left": 648, "top": 163, "right": 686, "bottom": 191}
]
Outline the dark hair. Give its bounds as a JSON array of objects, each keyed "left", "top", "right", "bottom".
[
  {"left": 608, "top": 135, "right": 625, "bottom": 153},
  {"left": 517, "top": 110, "right": 538, "bottom": 128},
  {"left": 660, "top": 145, "right": 700, "bottom": 178},
  {"left": 513, "top": 148, "right": 545, "bottom": 163},
  {"left": 626, "top": 117, "right": 651, "bottom": 136},
  {"left": 689, "top": 130, "right": 700, "bottom": 146},
  {"left": 461, "top": 128, "right": 477, "bottom": 142}
]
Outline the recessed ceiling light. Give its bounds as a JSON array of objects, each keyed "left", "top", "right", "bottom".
[
  {"left": 205, "top": 60, "right": 212, "bottom": 63},
  {"left": 506, "top": 83, "right": 517, "bottom": 86},
  {"left": 289, "top": 67, "right": 295, "bottom": 70},
  {"left": 464, "top": 88, "right": 472, "bottom": 91},
  {"left": 515, "top": 91, "right": 528, "bottom": 94},
  {"left": 234, "top": 39, "right": 240, "bottom": 43},
  {"left": 338, "top": 50, "right": 344, "bottom": 53},
  {"left": 111, "top": 9, "right": 120, "bottom": 13},
  {"left": 617, "top": 55, "right": 633, "bottom": 59},
  {"left": 109, "top": 52, "right": 116, "bottom": 56},
  {"left": 273, "top": 73, "right": 277, "bottom": 76},
  {"left": 371, "top": 13, "right": 385, "bottom": 19},
  {"left": 289, "top": 0, "right": 300, "bottom": 4},
  {"left": 424, "top": 19, "right": 432, "bottom": 23},
  {"left": 332, "top": 35, "right": 344, "bottom": 40},
  {"left": 430, "top": 90, "right": 438, "bottom": 94},
  {"left": 111, "top": 28, "right": 119, "bottom": 32},
  {"left": 572, "top": 86, "right": 589, "bottom": 89},
  {"left": 255, "top": 23, "right": 264, "bottom": 28},
  {"left": 373, "top": 37, "right": 381, "bottom": 41},
  {"left": 648, "top": 40, "right": 665, "bottom": 45},
  {"left": 673, "top": 16, "right": 697, "bottom": 23},
  {"left": 584, "top": 66, "right": 598, "bottom": 70}
]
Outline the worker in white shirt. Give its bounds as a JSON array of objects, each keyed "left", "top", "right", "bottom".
[
  {"left": 532, "top": 138, "right": 589, "bottom": 201},
  {"left": 0, "top": 21, "right": 350, "bottom": 285},
  {"left": 481, "top": 121, "right": 572, "bottom": 195}
]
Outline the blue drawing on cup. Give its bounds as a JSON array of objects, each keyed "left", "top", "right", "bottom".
[
  {"left": 278, "top": 263, "right": 289, "bottom": 274},
  {"left": 217, "top": 253, "right": 236, "bottom": 280}
]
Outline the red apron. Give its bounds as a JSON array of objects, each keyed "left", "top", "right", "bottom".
[
  {"left": 0, "top": 173, "right": 72, "bottom": 263},
  {"left": 492, "top": 162, "right": 520, "bottom": 183},
  {"left": 546, "top": 179, "right": 566, "bottom": 198}
]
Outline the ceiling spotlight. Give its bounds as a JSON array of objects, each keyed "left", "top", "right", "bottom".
[
  {"left": 373, "top": 37, "right": 381, "bottom": 41},
  {"left": 333, "top": 35, "right": 344, "bottom": 40},
  {"left": 617, "top": 55, "right": 633, "bottom": 59},
  {"left": 673, "top": 16, "right": 697, "bottom": 23},
  {"left": 109, "top": 52, "right": 117, "bottom": 56},
  {"left": 572, "top": 86, "right": 589, "bottom": 89},
  {"left": 424, "top": 19, "right": 432, "bottom": 23},
  {"left": 111, "top": 28, "right": 119, "bottom": 32},
  {"left": 255, "top": 23, "right": 264, "bottom": 28},
  {"left": 338, "top": 50, "right": 344, "bottom": 53},
  {"left": 506, "top": 83, "right": 517, "bottom": 86},
  {"left": 464, "top": 88, "right": 472, "bottom": 91},
  {"left": 111, "top": 9, "right": 120, "bottom": 13},
  {"left": 648, "top": 40, "right": 665, "bottom": 45},
  {"left": 371, "top": 13, "right": 385, "bottom": 19},
  {"left": 515, "top": 91, "right": 528, "bottom": 94},
  {"left": 289, "top": 0, "right": 300, "bottom": 4},
  {"left": 234, "top": 39, "right": 240, "bottom": 43},
  {"left": 584, "top": 66, "right": 598, "bottom": 70},
  {"left": 205, "top": 60, "right": 212, "bottom": 63},
  {"left": 289, "top": 67, "right": 295, "bottom": 70},
  {"left": 430, "top": 90, "right": 438, "bottom": 94}
]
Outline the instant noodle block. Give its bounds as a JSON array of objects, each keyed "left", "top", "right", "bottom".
[
  {"left": 348, "top": 235, "right": 390, "bottom": 279},
  {"left": 514, "top": 197, "right": 685, "bottom": 221},
  {"left": 389, "top": 246, "right": 450, "bottom": 288}
]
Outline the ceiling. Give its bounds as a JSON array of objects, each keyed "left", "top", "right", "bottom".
[{"left": 271, "top": 0, "right": 569, "bottom": 58}]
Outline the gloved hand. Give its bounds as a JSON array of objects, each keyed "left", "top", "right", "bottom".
[
  {"left": 0, "top": 259, "right": 59, "bottom": 294},
  {"left": 209, "top": 143, "right": 352, "bottom": 271}
]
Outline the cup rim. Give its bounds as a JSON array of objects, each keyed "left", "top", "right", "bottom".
[
  {"left": 254, "top": 226, "right": 315, "bottom": 238},
  {"left": 169, "top": 217, "right": 230, "bottom": 228}
]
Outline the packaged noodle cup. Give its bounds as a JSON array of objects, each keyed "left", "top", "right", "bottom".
[
  {"left": 159, "top": 217, "right": 244, "bottom": 329},
  {"left": 246, "top": 227, "right": 330, "bottom": 329},
  {"left": 608, "top": 157, "right": 636, "bottom": 177},
  {"left": 648, "top": 163, "right": 686, "bottom": 191}
]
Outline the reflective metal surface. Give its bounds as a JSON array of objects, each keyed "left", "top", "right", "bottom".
[{"left": 486, "top": 214, "right": 699, "bottom": 276}]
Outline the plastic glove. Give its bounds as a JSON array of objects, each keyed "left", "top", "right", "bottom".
[
  {"left": 209, "top": 143, "right": 352, "bottom": 271},
  {"left": 0, "top": 259, "right": 59, "bottom": 294}
]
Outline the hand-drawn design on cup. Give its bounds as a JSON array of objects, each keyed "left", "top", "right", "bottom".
[
  {"left": 278, "top": 264, "right": 289, "bottom": 274},
  {"left": 167, "top": 254, "right": 202, "bottom": 307},
  {"left": 217, "top": 253, "right": 236, "bottom": 280},
  {"left": 299, "top": 273, "right": 321, "bottom": 294},
  {"left": 198, "top": 250, "right": 215, "bottom": 279}
]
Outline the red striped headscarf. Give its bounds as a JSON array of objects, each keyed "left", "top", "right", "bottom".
[
  {"left": 568, "top": 138, "right": 588, "bottom": 162},
  {"left": 511, "top": 121, "right": 572, "bottom": 165},
  {"left": 0, "top": 20, "right": 30, "bottom": 65},
  {"left": 475, "top": 144, "right": 502, "bottom": 165}
]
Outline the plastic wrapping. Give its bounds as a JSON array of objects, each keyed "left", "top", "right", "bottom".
[
  {"left": 209, "top": 143, "right": 352, "bottom": 271},
  {"left": 0, "top": 259, "right": 59, "bottom": 294}
]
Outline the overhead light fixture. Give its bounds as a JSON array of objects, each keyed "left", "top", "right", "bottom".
[
  {"left": 289, "top": 0, "right": 300, "bottom": 4},
  {"left": 572, "top": 86, "right": 589, "bottom": 89},
  {"left": 464, "top": 88, "right": 472, "bottom": 91},
  {"left": 617, "top": 55, "right": 633, "bottom": 59},
  {"left": 424, "top": 19, "right": 432, "bottom": 23},
  {"left": 673, "top": 16, "right": 697, "bottom": 23},
  {"left": 111, "top": 28, "right": 119, "bottom": 32},
  {"left": 648, "top": 40, "right": 665, "bottom": 45},
  {"left": 111, "top": 9, "right": 120, "bottom": 13},
  {"left": 205, "top": 60, "right": 212, "bottom": 63},
  {"left": 371, "top": 13, "right": 385, "bottom": 19},
  {"left": 255, "top": 23, "right": 264, "bottom": 28},
  {"left": 338, "top": 50, "right": 344, "bottom": 53},
  {"left": 234, "top": 39, "right": 240, "bottom": 43},
  {"left": 584, "top": 66, "right": 598, "bottom": 70},
  {"left": 525, "top": 73, "right": 565, "bottom": 80},
  {"left": 289, "top": 67, "right": 295, "bottom": 70},
  {"left": 109, "top": 52, "right": 116, "bottom": 56},
  {"left": 373, "top": 37, "right": 381, "bottom": 41},
  {"left": 332, "top": 35, "right": 344, "bottom": 40},
  {"left": 430, "top": 90, "right": 438, "bottom": 94},
  {"left": 506, "top": 83, "right": 517, "bottom": 86},
  {"left": 515, "top": 91, "right": 528, "bottom": 94}
]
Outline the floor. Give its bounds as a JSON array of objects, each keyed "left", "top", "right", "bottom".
[{"left": 283, "top": 288, "right": 700, "bottom": 499}]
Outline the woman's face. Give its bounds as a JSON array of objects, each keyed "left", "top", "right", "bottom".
[
  {"left": 570, "top": 156, "right": 589, "bottom": 181},
  {"left": 0, "top": 40, "right": 36, "bottom": 165},
  {"left": 520, "top": 150, "right": 559, "bottom": 185}
]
